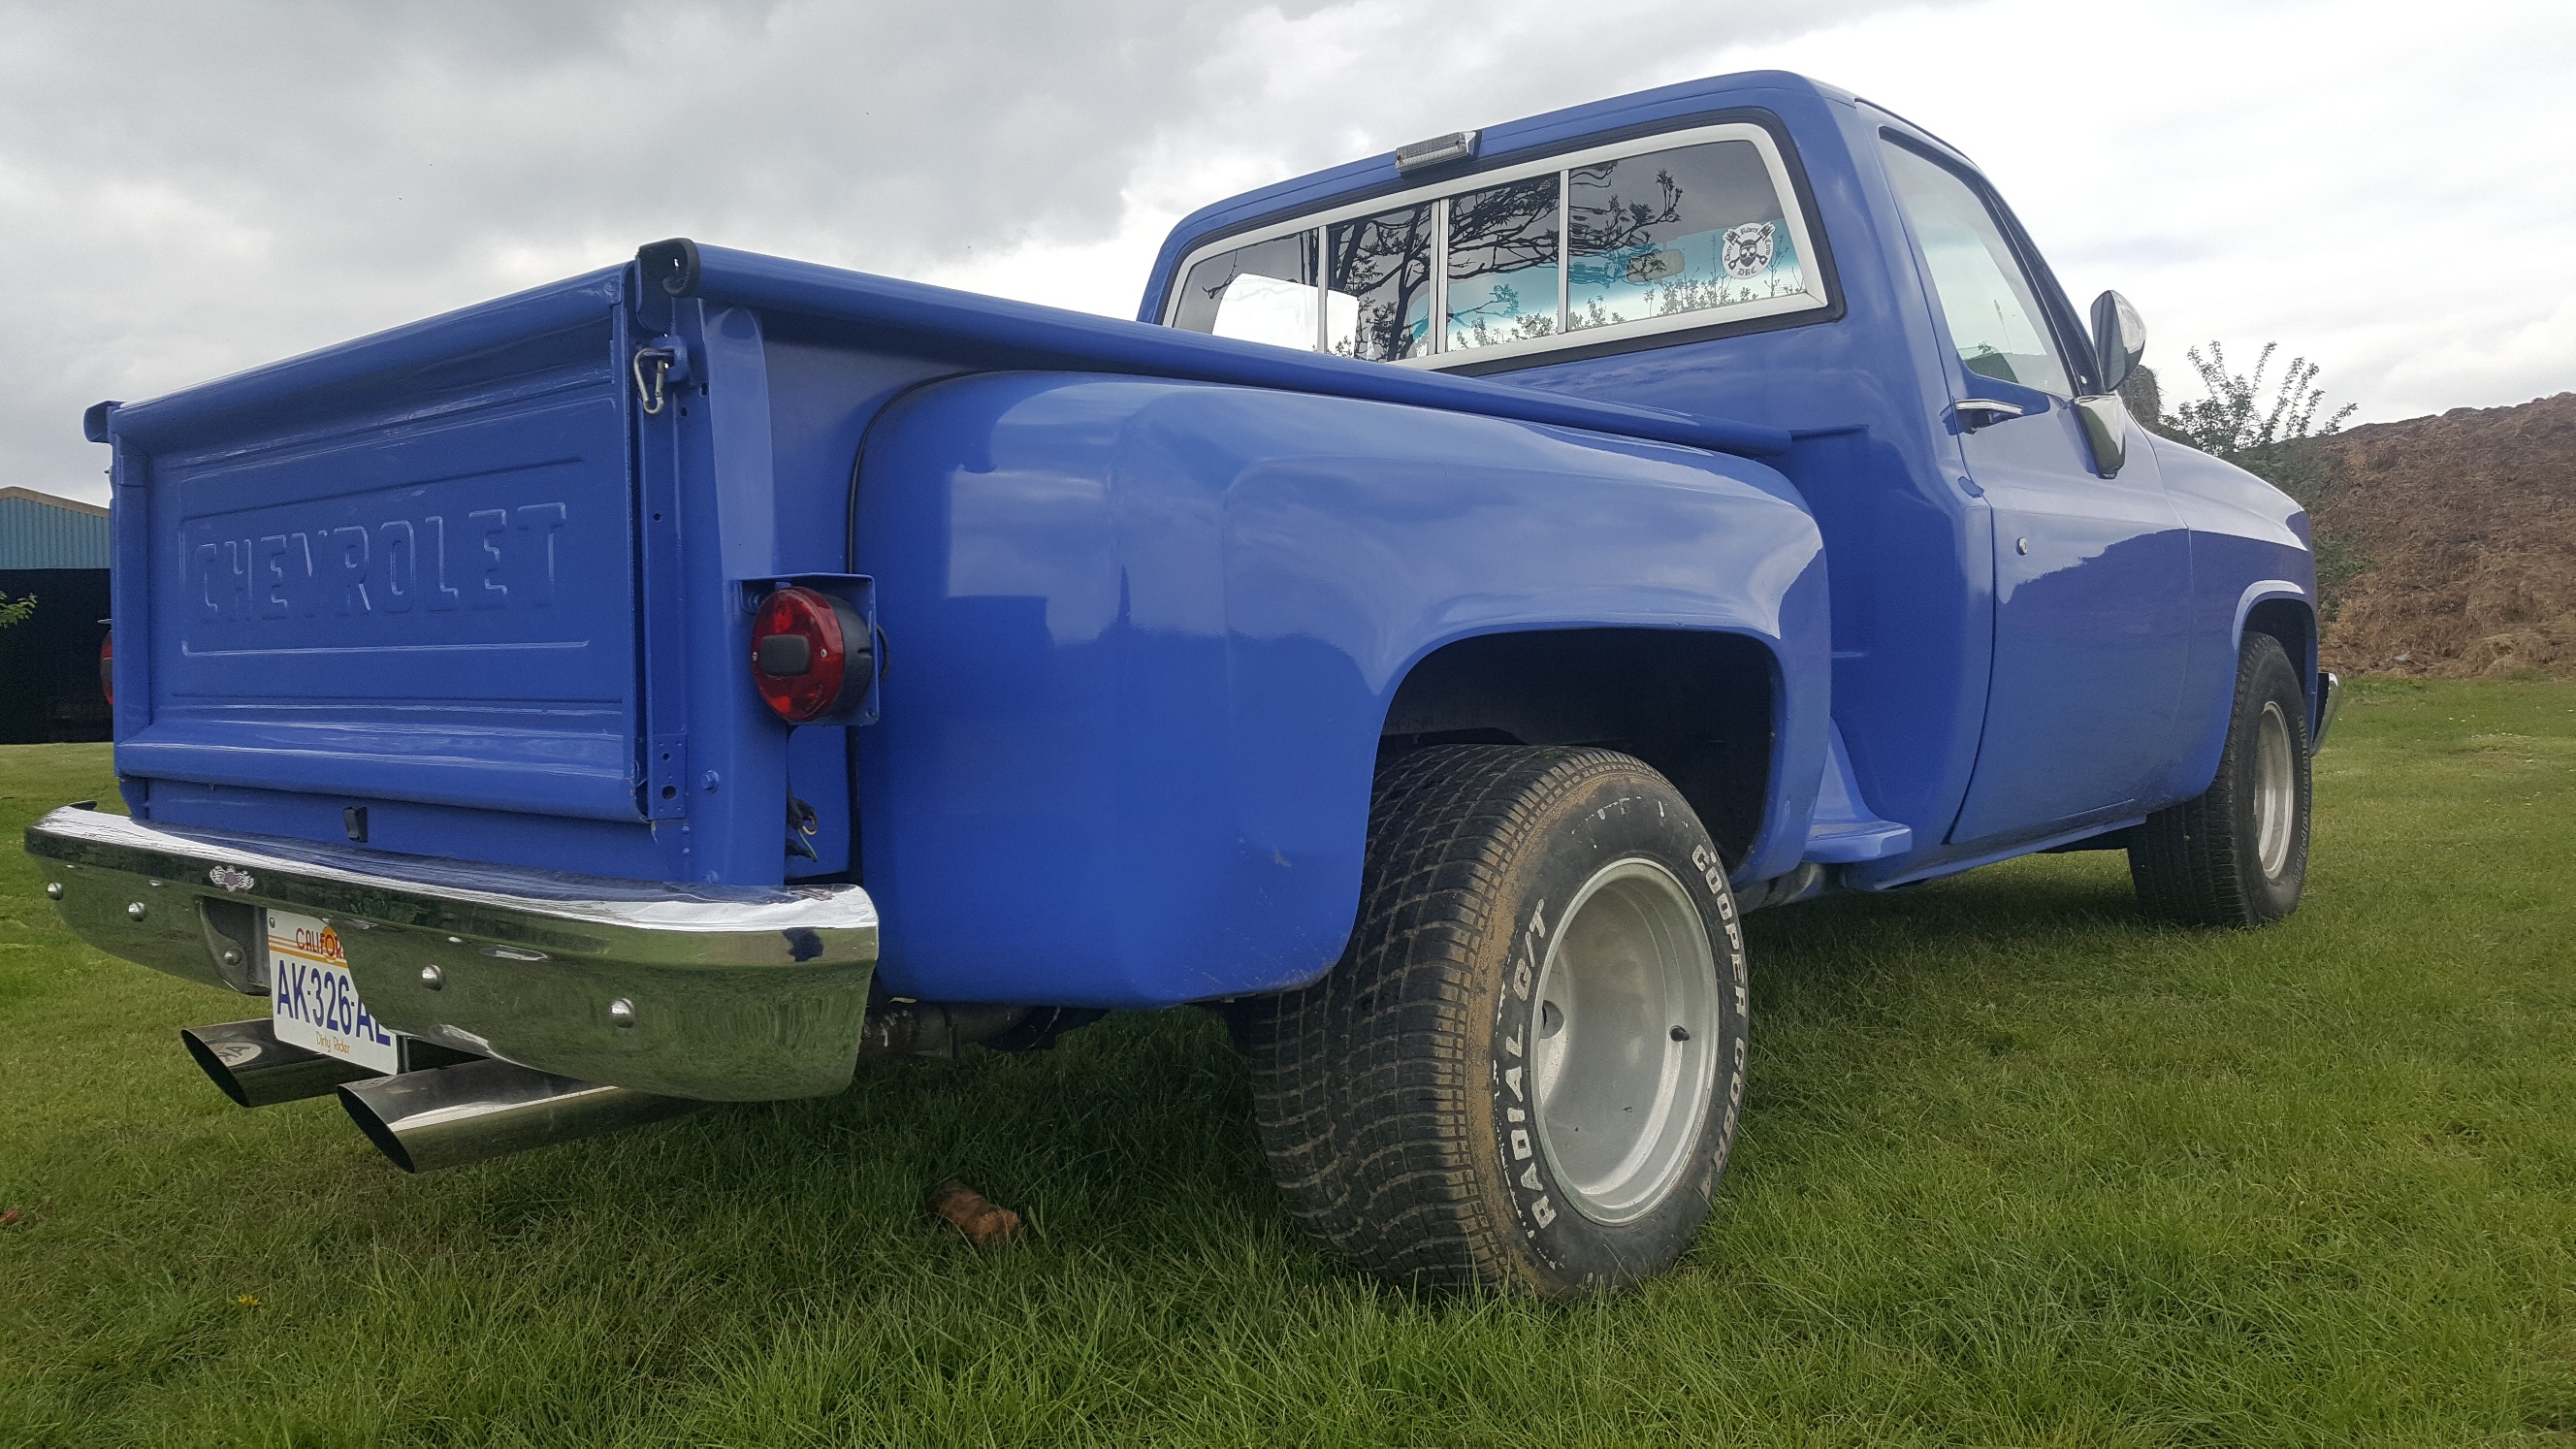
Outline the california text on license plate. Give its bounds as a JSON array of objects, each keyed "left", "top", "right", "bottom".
[{"left": 268, "top": 909, "right": 400, "bottom": 1074}]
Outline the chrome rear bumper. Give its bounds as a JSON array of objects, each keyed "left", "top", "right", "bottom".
[{"left": 26, "top": 806, "right": 878, "bottom": 1100}]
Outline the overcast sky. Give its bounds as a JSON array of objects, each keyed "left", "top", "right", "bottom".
[{"left": 6, "top": 0, "right": 2571, "bottom": 504}]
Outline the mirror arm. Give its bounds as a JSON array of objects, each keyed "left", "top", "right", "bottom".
[{"left": 2073, "top": 395, "right": 2130, "bottom": 476}]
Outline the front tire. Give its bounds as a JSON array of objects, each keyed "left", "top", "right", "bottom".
[
  {"left": 2130, "top": 631, "right": 2312, "bottom": 926},
  {"left": 1235, "top": 745, "right": 1750, "bottom": 1297}
]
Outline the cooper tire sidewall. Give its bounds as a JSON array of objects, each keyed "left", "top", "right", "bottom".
[{"left": 1477, "top": 759, "right": 1749, "bottom": 1294}]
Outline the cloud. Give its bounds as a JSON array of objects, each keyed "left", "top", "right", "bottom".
[
  {"left": 1700, "top": 0, "right": 2576, "bottom": 426},
  {"left": 0, "top": 0, "right": 1955, "bottom": 501},
  {"left": 5, "top": 0, "right": 2568, "bottom": 504}
]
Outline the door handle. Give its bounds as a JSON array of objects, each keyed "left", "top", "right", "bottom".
[{"left": 1956, "top": 399, "right": 2026, "bottom": 430}]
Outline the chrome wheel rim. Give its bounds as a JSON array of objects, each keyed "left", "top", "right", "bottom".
[
  {"left": 1528, "top": 857, "right": 1721, "bottom": 1226},
  {"left": 2253, "top": 699, "right": 2296, "bottom": 879}
]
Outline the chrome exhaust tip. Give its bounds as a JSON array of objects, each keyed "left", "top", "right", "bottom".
[
  {"left": 181, "top": 1018, "right": 375, "bottom": 1108},
  {"left": 337, "top": 1057, "right": 701, "bottom": 1174}
]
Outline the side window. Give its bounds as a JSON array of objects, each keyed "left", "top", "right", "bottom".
[
  {"left": 1175, "top": 233, "right": 1318, "bottom": 351},
  {"left": 1879, "top": 141, "right": 2074, "bottom": 397},
  {"left": 1567, "top": 140, "right": 1805, "bottom": 333}
]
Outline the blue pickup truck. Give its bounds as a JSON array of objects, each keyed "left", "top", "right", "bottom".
[{"left": 31, "top": 70, "right": 2336, "bottom": 1296}]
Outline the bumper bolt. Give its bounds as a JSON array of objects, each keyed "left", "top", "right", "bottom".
[
  {"left": 126, "top": 901, "right": 147, "bottom": 920},
  {"left": 45, "top": 882, "right": 62, "bottom": 900},
  {"left": 609, "top": 998, "right": 637, "bottom": 1028},
  {"left": 219, "top": 948, "right": 242, "bottom": 967},
  {"left": 420, "top": 965, "right": 444, "bottom": 990}
]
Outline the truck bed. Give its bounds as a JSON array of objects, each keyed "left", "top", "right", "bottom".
[{"left": 94, "top": 242, "right": 1795, "bottom": 892}]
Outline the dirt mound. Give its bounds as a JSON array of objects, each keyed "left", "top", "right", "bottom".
[{"left": 2306, "top": 391, "right": 2576, "bottom": 678}]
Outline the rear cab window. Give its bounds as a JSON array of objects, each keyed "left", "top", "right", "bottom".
[{"left": 1165, "top": 120, "right": 1830, "bottom": 370}]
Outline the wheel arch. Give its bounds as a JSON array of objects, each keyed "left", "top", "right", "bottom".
[
  {"left": 2238, "top": 584, "right": 2319, "bottom": 721},
  {"left": 1378, "top": 626, "right": 1788, "bottom": 876},
  {"left": 2165, "top": 582, "right": 2318, "bottom": 804}
]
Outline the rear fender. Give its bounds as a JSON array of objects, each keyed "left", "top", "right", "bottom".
[{"left": 853, "top": 372, "right": 1828, "bottom": 1007}]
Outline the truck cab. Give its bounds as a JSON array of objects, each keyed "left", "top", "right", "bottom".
[
  {"left": 32, "top": 70, "right": 2331, "bottom": 1297},
  {"left": 1143, "top": 73, "right": 2320, "bottom": 893}
]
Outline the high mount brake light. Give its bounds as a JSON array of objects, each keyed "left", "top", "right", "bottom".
[{"left": 751, "top": 587, "right": 871, "bottom": 724}]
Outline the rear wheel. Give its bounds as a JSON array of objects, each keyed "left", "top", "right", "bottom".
[
  {"left": 1234, "top": 745, "right": 1749, "bottom": 1297},
  {"left": 2130, "top": 631, "right": 2312, "bottom": 926}
]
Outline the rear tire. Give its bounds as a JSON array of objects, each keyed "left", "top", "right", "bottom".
[
  {"left": 2130, "top": 631, "right": 2312, "bottom": 926},
  {"left": 1234, "top": 745, "right": 1750, "bottom": 1297}
]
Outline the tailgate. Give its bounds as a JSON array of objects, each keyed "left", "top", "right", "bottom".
[{"left": 108, "top": 273, "right": 648, "bottom": 821}]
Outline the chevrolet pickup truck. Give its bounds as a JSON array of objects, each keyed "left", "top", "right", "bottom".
[{"left": 30, "top": 70, "right": 2336, "bottom": 1297}]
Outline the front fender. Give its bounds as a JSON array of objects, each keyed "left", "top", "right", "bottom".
[
  {"left": 854, "top": 372, "right": 1827, "bottom": 1006},
  {"left": 2152, "top": 435, "right": 2320, "bottom": 805}
]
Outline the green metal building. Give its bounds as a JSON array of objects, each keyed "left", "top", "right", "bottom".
[{"left": 0, "top": 486, "right": 113, "bottom": 743}]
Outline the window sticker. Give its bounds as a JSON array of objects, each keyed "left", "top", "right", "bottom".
[{"left": 1722, "top": 221, "right": 1775, "bottom": 279}]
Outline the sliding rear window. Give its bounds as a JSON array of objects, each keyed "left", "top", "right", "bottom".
[{"left": 1166, "top": 121, "right": 1828, "bottom": 370}]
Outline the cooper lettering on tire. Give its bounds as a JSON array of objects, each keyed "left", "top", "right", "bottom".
[{"left": 1235, "top": 745, "right": 1752, "bottom": 1297}]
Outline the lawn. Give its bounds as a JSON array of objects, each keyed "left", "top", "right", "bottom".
[{"left": 4, "top": 678, "right": 2574, "bottom": 1447}]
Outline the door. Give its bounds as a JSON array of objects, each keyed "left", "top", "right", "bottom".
[{"left": 1880, "top": 140, "right": 2192, "bottom": 843}]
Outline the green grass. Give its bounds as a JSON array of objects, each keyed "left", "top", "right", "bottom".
[{"left": 4, "top": 678, "right": 2574, "bottom": 1446}]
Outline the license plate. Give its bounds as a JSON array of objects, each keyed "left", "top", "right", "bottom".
[{"left": 268, "top": 909, "right": 400, "bottom": 1074}]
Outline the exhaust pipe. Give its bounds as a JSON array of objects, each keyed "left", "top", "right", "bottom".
[
  {"left": 335, "top": 997, "right": 1053, "bottom": 1175},
  {"left": 182, "top": 1018, "right": 376, "bottom": 1108},
  {"left": 338, "top": 1057, "right": 701, "bottom": 1174},
  {"left": 856, "top": 1000, "right": 1033, "bottom": 1058}
]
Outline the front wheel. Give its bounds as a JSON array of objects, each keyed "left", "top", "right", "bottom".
[
  {"left": 2130, "top": 631, "right": 2312, "bottom": 926},
  {"left": 1234, "top": 745, "right": 1750, "bottom": 1297}
]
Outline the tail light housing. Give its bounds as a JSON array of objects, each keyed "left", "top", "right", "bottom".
[
  {"left": 751, "top": 586, "right": 873, "bottom": 724},
  {"left": 99, "top": 629, "right": 113, "bottom": 707}
]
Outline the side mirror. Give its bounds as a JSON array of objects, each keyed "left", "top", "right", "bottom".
[{"left": 2090, "top": 290, "right": 2145, "bottom": 393}]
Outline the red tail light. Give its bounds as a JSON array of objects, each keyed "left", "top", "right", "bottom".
[
  {"left": 99, "top": 629, "right": 113, "bottom": 707},
  {"left": 750, "top": 587, "right": 872, "bottom": 724}
]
